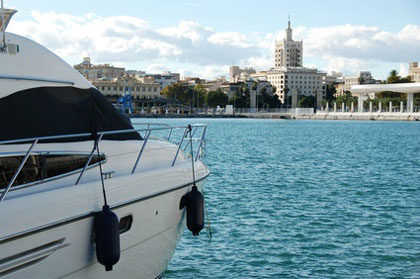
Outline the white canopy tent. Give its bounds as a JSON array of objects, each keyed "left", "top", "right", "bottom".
[{"left": 350, "top": 83, "right": 420, "bottom": 113}]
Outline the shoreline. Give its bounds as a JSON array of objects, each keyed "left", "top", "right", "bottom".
[{"left": 128, "top": 112, "right": 420, "bottom": 121}]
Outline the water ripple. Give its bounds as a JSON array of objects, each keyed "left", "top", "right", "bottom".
[{"left": 134, "top": 119, "right": 420, "bottom": 279}]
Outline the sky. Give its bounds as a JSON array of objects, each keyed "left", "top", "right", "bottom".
[{"left": 5, "top": 0, "right": 420, "bottom": 80}]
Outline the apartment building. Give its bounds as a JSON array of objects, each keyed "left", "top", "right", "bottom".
[{"left": 74, "top": 57, "right": 125, "bottom": 80}]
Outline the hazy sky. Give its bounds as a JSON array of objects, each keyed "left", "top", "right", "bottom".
[{"left": 5, "top": 0, "right": 420, "bottom": 80}]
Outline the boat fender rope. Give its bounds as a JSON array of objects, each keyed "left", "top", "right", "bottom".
[
  {"left": 95, "top": 136, "right": 108, "bottom": 206},
  {"left": 179, "top": 125, "right": 205, "bottom": 236},
  {"left": 93, "top": 134, "right": 120, "bottom": 271}
]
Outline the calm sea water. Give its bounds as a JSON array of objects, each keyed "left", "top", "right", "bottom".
[{"left": 134, "top": 118, "right": 420, "bottom": 278}]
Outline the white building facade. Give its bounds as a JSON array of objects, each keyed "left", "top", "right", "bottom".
[
  {"left": 344, "top": 71, "right": 376, "bottom": 93},
  {"left": 267, "top": 67, "right": 326, "bottom": 103},
  {"left": 144, "top": 72, "right": 179, "bottom": 91}
]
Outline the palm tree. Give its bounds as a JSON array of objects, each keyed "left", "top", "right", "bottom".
[{"left": 387, "top": 70, "right": 401, "bottom": 84}]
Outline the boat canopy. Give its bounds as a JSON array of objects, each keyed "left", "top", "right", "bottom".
[
  {"left": 0, "top": 28, "right": 139, "bottom": 142},
  {"left": 0, "top": 86, "right": 141, "bottom": 142}
]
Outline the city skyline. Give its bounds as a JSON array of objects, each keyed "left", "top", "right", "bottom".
[{"left": 5, "top": 0, "right": 420, "bottom": 80}]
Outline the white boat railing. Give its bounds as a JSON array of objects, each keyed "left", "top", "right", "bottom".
[{"left": 0, "top": 123, "right": 208, "bottom": 201}]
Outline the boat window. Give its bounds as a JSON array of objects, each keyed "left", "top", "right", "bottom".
[{"left": 0, "top": 153, "right": 106, "bottom": 189}]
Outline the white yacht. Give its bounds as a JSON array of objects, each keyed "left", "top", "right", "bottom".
[{"left": 0, "top": 8, "right": 209, "bottom": 279}]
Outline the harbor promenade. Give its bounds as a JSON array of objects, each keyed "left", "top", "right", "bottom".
[{"left": 128, "top": 108, "right": 420, "bottom": 121}]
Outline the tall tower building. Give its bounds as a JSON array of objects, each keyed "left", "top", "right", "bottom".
[{"left": 274, "top": 18, "right": 303, "bottom": 68}]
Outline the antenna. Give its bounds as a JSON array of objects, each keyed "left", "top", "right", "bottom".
[{"left": 1, "top": 0, "right": 6, "bottom": 52}]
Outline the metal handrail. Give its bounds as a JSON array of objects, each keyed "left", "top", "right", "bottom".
[
  {"left": 131, "top": 129, "right": 151, "bottom": 174},
  {"left": 75, "top": 134, "right": 104, "bottom": 185},
  {"left": 0, "top": 124, "right": 207, "bottom": 201},
  {"left": 0, "top": 139, "right": 38, "bottom": 201}
]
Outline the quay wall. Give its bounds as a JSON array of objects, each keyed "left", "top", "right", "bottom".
[{"left": 128, "top": 112, "right": 420, "bottom": 121}]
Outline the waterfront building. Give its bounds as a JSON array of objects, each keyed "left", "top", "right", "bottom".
[
  {"left": 93, "top": 75, "right": 161, "bottom": 99},
  {"left": 266, "top": 67, "right": 326, "bottom": 103},
  {"left": 126, "top": 70, "right": 146, "bottom": 76},
  {"left": 143, "top": 72, "right": 179, "bottom": 91},
  {"left": 220, "top": 82, "right": 242, "bottom": 98},
  {"left": 229, "top": 66, "right": 256, "bottom": 82},
  {"left": 344, "top": 71, "right": 378, "bottom": 97},
  {"left": 274, "top": 18, "right": 302, "bottom": 68},
  {"left": 249, "top": 71, "right": 268, "bottom": 81},
  {"left": 409, "top": 62, "right": 420, "bottom": 82},
  {"left": 324, "top": 71, "right": 345, "bottom": 96},
  {"left": 202, "top": 76, "right": 226, "bottom": 92},
  {"left": 324, "top": 71, "right": 344, "bottom": 85},
  {"left": 335, "top": 81, "right": 346, "bottom": 96},
  {"left": 74, "top": 57, "right": 125, "bottom": 80},
  {"left": 180, "top": 77, "right": 204, "bottom": 86},
  {"left": 267, "top": 18, "right": 325, "bottom": 105},
  {"left": 247, "top": 76, "right": 273, "bottom": 95},
  {"left": 92, "top": 75, "right": 163, "bottom": 111}
]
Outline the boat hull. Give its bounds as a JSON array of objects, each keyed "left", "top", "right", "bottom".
[{"left": 0, "top": 178, "right": 206, "bottom": 278}]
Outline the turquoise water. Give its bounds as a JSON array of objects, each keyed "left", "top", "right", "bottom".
[{"left": 137, "top": 119, "right": 420, "bottom": 278}]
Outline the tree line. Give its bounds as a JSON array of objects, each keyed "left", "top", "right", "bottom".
[
  {"left": 161, "top": 70, "right": 419, "bottom": 110},
  {"left": 161, "top": 82, "right": 282, "bottom": 108}
]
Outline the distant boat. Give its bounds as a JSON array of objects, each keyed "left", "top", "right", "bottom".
[{"left": 0, "top": 8, "right": 209, "bottom": 278}]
